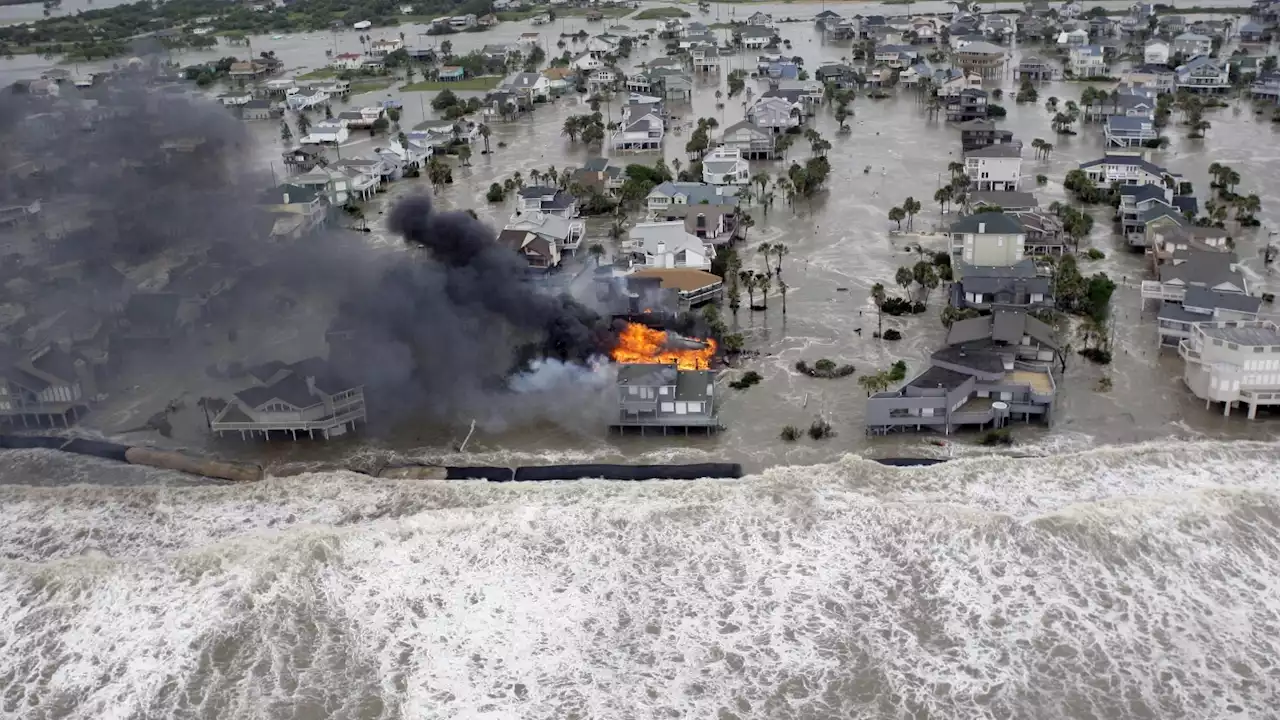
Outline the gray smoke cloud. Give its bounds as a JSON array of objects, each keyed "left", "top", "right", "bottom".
[{"left": 0, "top": 74, "right": 619, "bottom": 436}]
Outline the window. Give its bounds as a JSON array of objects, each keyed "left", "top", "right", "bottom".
[
  {"left": 1228, "top": 343, "right": 1239, "bottom": 350},
  {"left": 1213, "top": 339, "right": 1223, "bottom": 346},
  {"left": 1255, "top": 347, "right": 1265, "bottom": 353}
]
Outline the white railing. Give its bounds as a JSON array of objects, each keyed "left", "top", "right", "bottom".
[
  {"left": 1141, "top": 280, "right": 1183, "bottom": 301},
  {"left": 211, "top": 407, "right": 366, "bottom": 432}
]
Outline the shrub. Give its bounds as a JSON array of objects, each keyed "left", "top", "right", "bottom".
[
  {"left": 1036, "top": 174, "right": 1048, "bottom": 185},
  {"left": 1079, "top": 348, "right": 1112, "bottom": 364},
  {"left": 987, "top": 104, "right": 1007, "bottom": 118},
  {"left": 888, "top": 360, "right": 908, "bottom": 382},
  {"left": 1096, "top": 376, "right": 1113, "bottom": 392},
  {"left": 980, "top": 428, "right": 1013, "bottom": 446},
  {"left": 486, "top": 183, "right": 506, "bottom": 202},
  {"left": 808, "top": 418, "right": 835, "bottom": 440},
  {"left": 795, "top": 359, "right": 856, "bottom": 378},
  {"left": 721, "top": 333, "right": 745, "bottom": 353},
  {"left": 729, "top": 370, "right": 762, "bottom": 390},
  {"left": 879, "top": 298, "right": 926, "bottom": 316},
  {"left": 1083, "top": 248, "right": 1105, "bottom": 260},
  {"left": 882, "top": 329, "right": 903, "bottom": 341},
  {"left": 780, "top": 425, "right": 801, "bottom": 441}
]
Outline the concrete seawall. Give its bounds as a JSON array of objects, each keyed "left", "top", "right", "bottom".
[{"left": 0, "top": 435, "right": 947, "bottom": 482}]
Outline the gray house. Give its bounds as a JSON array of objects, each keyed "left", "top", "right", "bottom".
[
  {"left": 956, "top": 119, "right": 1016, "bottom": 152},
  {"left": 953, "top": 259, "right": 1053, "bottom": 310},
  {"left": 866, "top": 309, "right": 1061, "bottom": 435},
  {"left": 613, "top": 364, "right": 718, "bottom": 433},
  {"left": 1156, "top": 286, "right": 1262, "bottom": 348},
  {"left": 209, "top": 357, "right": 366, "bottom": 440}
]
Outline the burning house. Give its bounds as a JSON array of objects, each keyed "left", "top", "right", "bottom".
[{"left": 609, "top": 323, "right": 720, "bottom": 433}]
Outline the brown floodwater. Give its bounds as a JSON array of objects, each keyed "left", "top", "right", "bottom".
[{"left": 8, "top": 2, "right": 1279, "bottom": 471}]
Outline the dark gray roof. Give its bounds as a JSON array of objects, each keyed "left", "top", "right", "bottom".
[
  {"left": 244, "top": 99, "right": 271, "bottom": 109},
  {"left": 518, "top": 185, "right": 559, "bottom": 198},
  {"left": 950, "top": 212, "right": 1024, "bottom": 234},
  {"left": 1140, "top": 205, "right": 1186, "bottom": 225},
  {"left": 1119, "top": 183, "right": 1166, "bottom": 203},
  {"left": 583, "top": 157, "right": 609, "bottom": 172},
  {"left": 1157, "top": 303, "right": 1208, "bottom": 323},
  {"left": 1159, "top": 254, "right": 1243, "bottom": 288},
  {"left": 1173, "top": 195, "right": 1198, "bottom": 215},
  {"left": 944, "top": 309, "right": 1058, "bottom": 349},
  {"left": 1183, "top": 287, "right": 1260, "bottom": 313},
  {"left": 965, "top": 144, "right": 1020, "bottom": 159},
  {"left": 1080, "top": 154, "right": 1173, "bottom": 178},
  {"left": 907, "top": 365, "right": 972, "bottom": 391},
  {"left": 970, "top": 191, "right": 1038, "bottom": 209},
  {"left": 124, "top": 293, "right": 181, "bottom": 329},
  {"left": 676, "top": 369, "right": 713, "bottom": 401},
  {"left": 235, "top": 374, "right": 318, "bottom": 410},
  {"left": 617, "top": 363, "right": 679, "bottom": 386},
  {"left": 931, "top": 345, "right": 1008, "bottom": 374}
]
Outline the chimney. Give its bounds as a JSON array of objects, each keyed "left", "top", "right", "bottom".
[{"left": 283, "top": 192, "right": 290, "bottom": 204}]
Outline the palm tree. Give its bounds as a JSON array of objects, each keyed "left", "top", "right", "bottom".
[
  {"left": 925, "top": 93, "right": 942, "bottom": 119},
  {"left": 1040, "top": 141, "right": 1053, "bottom": 159},
  {"left": 1031, "top": 137, "right": 1044, "bottom": 159},
  {"left": 457, "top": 145, "right": 472, "bottom": 166},
  {"left": 771, "top": 243, "right": 789, "bottom": 276},
  {"left": 947, "top": 161, "right": 965, "bottom": 179},
  {"left": 934, "top": 185, "right": 952, "bottom": 215},
  {"left": 529, "top": 168, "right": 542, "bottom": 186},
  {"left": 902, "top": 196, "right": 921, "bottom": 231},
  {"left": 835, "top": 105, "right": 851, "bottom": 129},
  {"left": 888, "top": 206, "right": 906, "bottom": 230},
  {"left": 779, "top": 278, "right": 788, "bottom": 315},
  {"left": 295, "top": 112, "right": 311, "bottom": 137},
  {"left": 752, "top": 172, "right": 770, "bottom": 195},
  {"left": 757, "top": 242, "right": 774, "bottom": 275},
  {"left": 756, "top": 271, "right": 772, "bottom": 309},
  {"left": 279, "top": 120, "right": 292, "bottom": 143},
  {"left": 672, "top": 158, "right": 683, "bottom": 177},
  {"left": 479, "top": 124, "right": 491, "bottom": 154},
  {"left": 1224, "top": 169, "right": 1241, "bottom": 194},
  {"left": 870, "top": 282, "right": 886, "bottom": 337},
  {"left": 588, "top": 243, "right": 605, "bottom": 265},
  {"left": 1045, "top": 96, "right": 1059, "bottom": 111},
  {"left": 740, "top": 270, "right": 758, "bottom": 308},
  {"left": 894, "top": 266, "right": 914, "bottom": 297}
]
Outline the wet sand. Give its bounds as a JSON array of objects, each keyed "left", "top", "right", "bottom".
[{"left": 6, "top": 3, "right": 1279, "bottom": 470}]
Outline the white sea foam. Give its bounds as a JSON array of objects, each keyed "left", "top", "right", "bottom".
[{"left": 1, "top": 440, "right": 1278, "bottom": 719}]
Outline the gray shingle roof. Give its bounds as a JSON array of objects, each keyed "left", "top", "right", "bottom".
[
  {"left": 949, "top": 212, "right": 1024, "bottom": 234},
  {"left": 1183, "top": 287, "right": 1261, "bottom": 314},
  {"left": 970, "top": 191, "right": 1038, "bottom": 209},
  {"left": 965, "top": 144, "right": 1020, "bottom": 159}
]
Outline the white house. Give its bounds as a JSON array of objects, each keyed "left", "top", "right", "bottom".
[
  {"left": 1069, "top": 45, "right": 1109, "bottom": 77},
  {"left": 516, "top": 186, "right": 579, "bottom": 219},
  {"left": 1176, "top": 55, "right": 1230, "bottom": 93},
  {"left": 1144, "top": 39, "right": 1170, "bottom": 65},
  {"left": 368, "top": 38, "right": 404, "bottom": 56},
  {"left": 286, "top": 88, "right": 331, "bottom": 111},
  {"left": 1079, "top": 152, "right": 1180, "bottom": 186},
  {"left": 302, "top": 120, "right": 349, "bottom": 146},
  {"left": 329, "top": 52, "right": 364, "bottom": 70},
  {"left": 646, "top": 181, "right": 739, "bottom": 213},
  {"left": 586, "top": 35, "right": 620, "bottom": 58},
  {"left": 613, "top": 112, "right": 664, "bottom": 152},
  {"left": 571, "top": 53, "right": 603, "bottom": 72},
  {"left": 701, "top": 147, "right": 750, "bottom": 186},
  {"left": 449, "top": 14, "right": 477, "bottom": 28},
  {"left": 746, "top": 95, "right": 803, "bottom": 134},
  {"left": 718, "top": 120, "right": 776, "bottom": 160},
  {"left": 1172, "top": 31, "right": 1212, "bottom": 58},
  {"left": 964, "top": 144, "right": 1022, "bottom": 192},
  {"left": 503, "top": 72, "right": 552, "bottom": 102},
  {"left": 627, "top": 222, "right": 713, "bottom": 271},
  {"left": 1057, "top": 28, "right": 1089, "bottom": 46},
  {"left": 505, "top": 212, "right": 586, "bottom": 254}
]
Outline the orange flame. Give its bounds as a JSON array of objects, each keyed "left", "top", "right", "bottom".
[{"left": 610, "top": 322, "right": 716, "bottom": 371}]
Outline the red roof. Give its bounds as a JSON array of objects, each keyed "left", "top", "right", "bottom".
[{"left": 335, "top": 52, "right": 362, "bottom": 60}]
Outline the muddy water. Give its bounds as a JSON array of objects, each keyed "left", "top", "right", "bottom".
[{"left": 4, "top": 3, "right": 1279, "bottom": 468}]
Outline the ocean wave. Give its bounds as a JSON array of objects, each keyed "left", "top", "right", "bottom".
[{"left": 0, "top": 440, "right": 1278, "bottom": 719}]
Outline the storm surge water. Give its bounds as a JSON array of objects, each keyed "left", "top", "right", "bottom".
[{"left": 1, "top": 441, "right": 1278, "bottom": 719}]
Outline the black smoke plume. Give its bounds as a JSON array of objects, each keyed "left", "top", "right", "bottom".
[{"left": 0, "top": 73, "right": 618, "bottom": 437}]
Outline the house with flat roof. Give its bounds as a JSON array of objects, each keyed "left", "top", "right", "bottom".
[
  {"left": 1178, "top": 320, "right": 1280, "bottom": 418},
  {"left": 866, "top": 309, "right": 1061, "bottom": 434},
  {"left": 629, "top": 268, "right": 724, "bottom": 307},
  {"left": 614, "top": 364, "right": 718, "bottom": 432},
  {"left": 210, "top": 357, "right": 366, "bottom": 440}
]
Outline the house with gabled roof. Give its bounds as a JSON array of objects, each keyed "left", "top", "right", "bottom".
[
  {"left": 613, "top": 363, "right": 718, "bottom": 432},
  {"left": 516, "top": 186, "right": 578, "bottom": 219},
  {"left": 866, "top": 308, "right": 1061, "bottom": 434},
  {"left": 0, "top": 344, "right": 95, "bottom": 427},
  {"left": 209, "top": 357, "right": 366, "bottom": 440},
  {"left": 746, "top": 94, "right": 803, "bottom": 133},
  {"left": 1175, "top": 55, "right": 1230, "bottom": 94},
  {"left": 1079, "top": 152, "right": 1180, "bottom": 187},
  {"left": 718, "top": 120, "right": 778, "bottom": 159},
  {"left": 499, "top": 228, "right": 561, "bottom": 270},
  {"left": 646, "top": 182, "right": 739, "bottom": 213}
]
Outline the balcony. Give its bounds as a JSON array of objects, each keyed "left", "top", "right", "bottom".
[
  {"left": 1141, "top": 280, "right": 1183, "bottom": 301},
  {"left": 211, "top": 406, "right": 366, "bottom": 432},
  {"left": 1178, "top": 339, "right": 1201, "bottom": 363}
]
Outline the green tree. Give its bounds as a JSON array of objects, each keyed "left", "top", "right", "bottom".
[
  {"left": 894, "top": 266, "right": 914, "bottom": 297},
  {"left": 888, "top": 206, "right": 906, "bottom": 230},
  {"left": 902, "top": 196, "right": 921, "bottom": 231},
  {"left": 279, "top": 120, "right": 292, "bottom": 143},
  {"left": 770, "top": 243, "right": 789, "bottom": 276},
  {"left": 870, "top": 283, "right": 887, "bottom": 336}
]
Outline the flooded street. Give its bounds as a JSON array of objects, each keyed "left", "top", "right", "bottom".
[{"left": 5, "top": 2, "right": 1279, "bottom": 468}]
